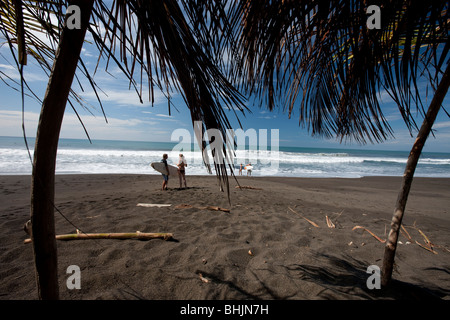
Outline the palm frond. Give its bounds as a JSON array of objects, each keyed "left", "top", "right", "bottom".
[
  {"left": 228, "top": 0, "right": 449, "bottom": 144},
  {"left": 1, "top": 0, "right": 248, "bottom": 195}
]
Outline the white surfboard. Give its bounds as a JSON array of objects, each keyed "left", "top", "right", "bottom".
[
  {"left": 244, "top": 165, "right": 253, "bottom": 170},
  {"left": 150, "top": 162, "right": 179, "bottom": 175}
]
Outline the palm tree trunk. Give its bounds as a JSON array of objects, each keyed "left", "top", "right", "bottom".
[
  {"left": 30, "top": 0, "right": 94, "bottom": 300},
  {"left": 381, "top": 62, "right": 450, "bottom": 287}
]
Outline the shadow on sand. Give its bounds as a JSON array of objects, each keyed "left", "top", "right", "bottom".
[
  {"left": 286, "top": 253, "right": 449, "bottom": 299},
  {"left": 198, "top": 252, "right": 449, "bottom": 300}
]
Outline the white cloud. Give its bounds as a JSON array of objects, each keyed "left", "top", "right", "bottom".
[
  {"left": 0, "top": 64, "right": 15, "bottom": 71},
  {"left": 81, "top": 48, "right": 94, "bottom": 58},
  {"left": 0, "top": 109, "right": 172, "bottom": 142},
  {"left": 258, "top": 113, "right": 277, "bottom": 119},
  {"left": 0, "top": 63, "right": 48, "bottom": 82},
  {"left": 378, "top": 126, "right": 450, "bottom": 152},
  {"left": 155, "top": 113, "right": 172, "bottom": 118},
  {"left": 377, "top": 89, "right": 395, "bottom": 104},
  {"left": 81, "top": 87, "right": 166, "bottom": 107},
  {"left": 433, "top": 121, "right": 450, "bottom": 129},
  {"left": 0, "top": 110, "right": 38, "bottom": 136},
  {"left": 134, "top": 109, "right": 184, "bottom": 120}
]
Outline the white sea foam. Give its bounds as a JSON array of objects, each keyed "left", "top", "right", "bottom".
[{"left": 1, "top": 137, "right": 449, "bottom": 178}]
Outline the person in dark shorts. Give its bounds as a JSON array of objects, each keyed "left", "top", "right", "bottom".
[{"left": 161, "top": 153, "right": 169, "bottom": 190}]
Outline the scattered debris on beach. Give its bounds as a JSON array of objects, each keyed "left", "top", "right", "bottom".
[
  {"left": 288, "top": 206, "right": 319, "bottom": 228},
  {"left": 198, "top": 273, "right": 209, "bottom": 283},
  {"left": 24, "top": 231, "right": 174, "bottom": 244},
  {"left": 325, "top": 215, "right": 335, "bottom": 228},
  {"left": 352, "top": 226, "right": 386, "bottom": 243}
]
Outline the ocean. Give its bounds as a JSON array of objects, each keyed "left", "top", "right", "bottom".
[{"left": 1, "top": 136, "right": 449, "bottom": 178}]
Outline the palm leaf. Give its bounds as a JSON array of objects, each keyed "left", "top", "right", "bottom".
[
  {"left": 228, "top": 0, "right": 449, "bottom": 143},
  {"left": 1, "top": 0, "right": 249, "bottom": 196}
]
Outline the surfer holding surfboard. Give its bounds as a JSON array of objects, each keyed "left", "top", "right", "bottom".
[
  {"left": 150, "top": 154, "right": 189, "bottom": 190},
  {"left": 161, "top": 153, "right": 170, "bottom": 190}
]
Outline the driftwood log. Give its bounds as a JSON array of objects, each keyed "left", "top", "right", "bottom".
[{"left": 24, "top": 231, "right": 173, "bottom": 244}]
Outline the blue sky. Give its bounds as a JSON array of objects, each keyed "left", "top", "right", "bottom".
[{"left": 0, "top": 26, "right": 449, "bottom": 153}]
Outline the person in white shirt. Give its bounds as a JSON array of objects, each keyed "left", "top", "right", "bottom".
[{"left": 177, "top": 153, "right": 188, "bottom": 189}]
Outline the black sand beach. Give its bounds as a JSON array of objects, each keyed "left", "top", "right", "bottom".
[{"left": 1, "top": 174, "right": 449, "bottom": 300}]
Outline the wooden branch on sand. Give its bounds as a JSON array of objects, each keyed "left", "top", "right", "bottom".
[
  {"left": 24, "top": 231, "right": 174, "bottom": 244},
  {"left": 201, "top": 206, "right": 230, "bottom": 212},
  {"left": 352, "top": 226, "right": 385, "bottom": 243},
  {"left": 325, "top": 215, "right": 335, "bottom": 228},
  {"left": 288, "top": 207, "right": 319, "bottom": 228}
]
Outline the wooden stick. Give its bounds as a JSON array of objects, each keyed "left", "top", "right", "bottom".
[
  {"left": 202, "top": 206, "right": 230, "bottom": 213},
  {"left": 416, "top": 228, "right": 433, "bottom": 247},
  {"left": 24, "top": 232, "right": 173, "bottom": 244},
  {"left": 325, "top": 215, "right": 335, "bottom": 228},
  {"left": 410, "top": 224, "right": 438, "bottom": 252},
  {"left": 352, "top": 226, "right": 386, "bottom": 243},
  {"left": 400, "top": 225, "right": 413, "bottom": 242},
  {"left": 288, "top": 207, "right": 319, "bottom": 228},
  {"left": 415, "top": 241, "right": 438, "bottom": 254},
  {"left": 198, "top": 273, "right": 210, "bottom": 283}
]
